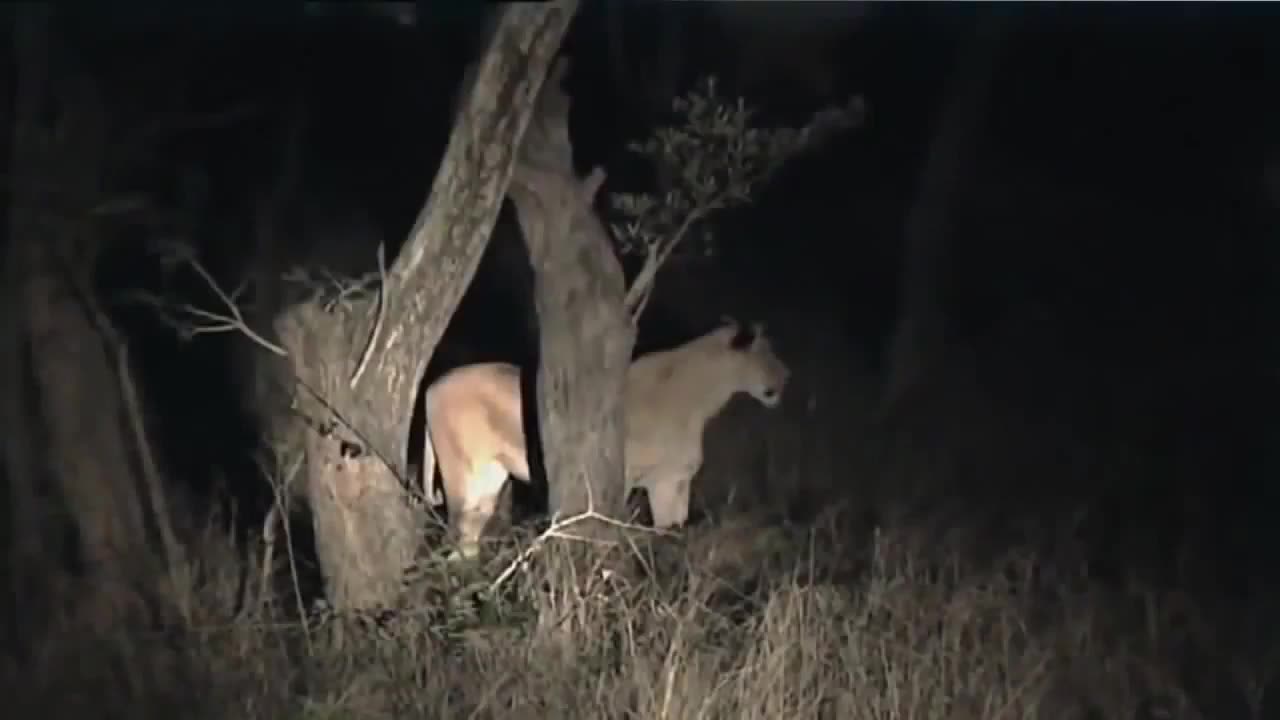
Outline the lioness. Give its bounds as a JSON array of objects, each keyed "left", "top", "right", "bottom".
[{"left": 422, "top": 318, "right": 790, "bottom": 559}]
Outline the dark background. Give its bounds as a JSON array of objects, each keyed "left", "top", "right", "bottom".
[{"left": 9, "top": 1, "right": 1280, "bottom": 606}]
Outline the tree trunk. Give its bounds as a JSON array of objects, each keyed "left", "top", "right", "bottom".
[
  {"left": 10, "top": 6, "right": 156, "bottom": 623},
  {"left": 1, "top": 204, "right": 52, "bottom": 649},
  {"left": 507, "top": 59, "right": 635, "bottom": 548},
  {"left": 1, "top": 15, "right": 45, "bottom": 646},
  {"left": 882, "top": 10, "right": 1010, "bottom": 408},
  {"left": 269, "top": 0, "right": 582, "bottom": 611}
]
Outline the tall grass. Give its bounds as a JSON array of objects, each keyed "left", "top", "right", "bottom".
[
  {"left": 3, "top": 318, "right": 1275, "bottom": 719},
  {"left": 3, "top": 483, "right": 1272, "bottom": 719}
]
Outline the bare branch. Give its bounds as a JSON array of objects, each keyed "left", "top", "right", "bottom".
[
  {"left": 486, "top": 508, "right": 670, "bottom": 594},
  {"left": 114, "top": 341, "right": 184, "bottom": 585},
  {"left": 70, "top": 243, "right": 187, "bottom": 596},
  {"left": 254, "top": 453, "right": 312, "bottom": 651},
  {"left": 137, "top": 240, "right": 288, "bottom": 356},
  {"left": 625, "top": 202, "right": 712, "bottom": 322}
]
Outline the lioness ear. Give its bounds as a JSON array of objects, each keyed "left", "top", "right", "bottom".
[
  {"left": 729, "top": 321, "right": 754, "bottom": 350},
  {"left": 717, "top": 315, "right": 739, "bottom": 343}
]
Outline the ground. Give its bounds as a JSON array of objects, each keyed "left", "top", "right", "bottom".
[{"left": 5, "top": 310, "right": 1273, "bottom": 719}]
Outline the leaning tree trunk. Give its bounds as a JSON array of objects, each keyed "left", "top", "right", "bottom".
[
  {"left": 882, "top": 10, "right": 1009, "bottom": 408},
  {"left": 270, "top": 1, "right": 582, "bottom": 611},
  {"left": 1, "top": 187, "right": 56, "bottom": 651},
  {"left": 1, "top": 16, "right": 45, "bottom": 642},
  {"left": 506, "top": 59, "right": 635, "bottom": 547},
  {"left": 10, "top": 7, "right": 156, "bottom": 623}
]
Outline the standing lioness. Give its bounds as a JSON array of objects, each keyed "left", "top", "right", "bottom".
[{"left": 423, "top": 318, "right": 790, "bottom": 559}]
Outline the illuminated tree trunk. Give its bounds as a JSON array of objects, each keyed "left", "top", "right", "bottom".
[
  {"left": 258, "top": 1, "right": 583, "bottom": 611},
  {"left": 507, "top": 59, "right": 634, "bottom": 549}
]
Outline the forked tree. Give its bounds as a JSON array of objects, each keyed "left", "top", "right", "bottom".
[
  {"left": 150, "top": 2, "right": 585, "bottom": 611},
  {"left": 273, "top": 3, "right": 584, "bottom": 610},
  {"left": 502, "top": 62, "right": 865, "bottom": 552},
  {"left": 154, "top": 4, "right": 864, "bottom": 609},
  {"left": 503, "top": 58, "right": 633, "bottom": 544}
]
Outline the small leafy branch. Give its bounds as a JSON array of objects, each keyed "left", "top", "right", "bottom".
[{"left": 611, "top": 75, "right": 866, "bottom": 321}]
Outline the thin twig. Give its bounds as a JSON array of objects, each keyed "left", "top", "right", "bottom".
[
  {"left": 624, "top": 200, "right": 716, "bottom": 323},
  {"left": 255, "top": 450, "right": 302, "bottom": 615},
  {"left": 141, "top": 242, "right": 288, "bottom": 356},
  {"left": 58, "top": 242, "right": 187, "bottom": 593},
  {"left": 258, "top": 454, "right": 312, "bottom": 655},
  {"left": 114, "top": 341, "right": 185, "bottom": 586}
]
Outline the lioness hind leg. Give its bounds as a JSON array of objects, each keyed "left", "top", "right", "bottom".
[{"left": 449, "top": 460, "right": 510, "bottom": 561}]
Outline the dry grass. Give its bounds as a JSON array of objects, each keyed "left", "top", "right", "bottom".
[
  {"left": 3, "top": 484, "right": 1273, "bottom": 720},
  {"left": 3, "top": 325, "right": 1276, "bottom": 720}
]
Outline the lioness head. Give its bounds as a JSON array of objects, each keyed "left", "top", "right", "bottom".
[{"left": 723, "top": 319, "right": 790, "bottom": 408}]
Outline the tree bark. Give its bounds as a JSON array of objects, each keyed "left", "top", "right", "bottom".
[
  {"left": 10, "top": 6, "right": 156, "bottom": 623},
  {"left": 1, "top": 196, "right": 51, "bottom": 649},
  {"left": 882, "top": 10, "right": 1010, "bottom": 408},
  {"left": 1, "top": 14, "right": 44, "bottom": 645},
  {"left": 507, "top": 59, "right": 634, "bottom": 546},
  {"left": 269, "top": 0, "right": 582, "bottom": 611}
]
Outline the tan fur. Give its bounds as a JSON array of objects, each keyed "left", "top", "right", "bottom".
[{"left": 422, "top": 319, "right": 790, "bottom": 559}]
